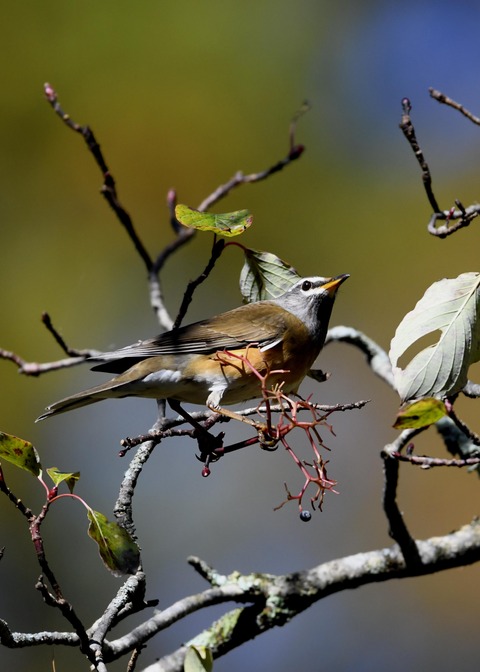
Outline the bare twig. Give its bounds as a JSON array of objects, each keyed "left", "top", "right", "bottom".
[
  {"left": 427, "top": 204, "right": 480, "bottom": 238},
  {"left": 381, "top": 454, "right": 422, "bottom": 567},
  {"left": 399, "top": 97, "right": 440, "bottom": 213},
  {"left": 445, "top": 402, "right": 480, "bottom": 447},
  {"left": 388, "top": 452, "right": 480, "bottom": 468},
  {"left": 400, "top": 92, "right": 480, "bottom": 237},
  {"left": 430, "top": 87, "right": 480, "bottom": 125},
  {"left": 44, "top": 83, "right": 153, "bottom": 271},
  {"left": 196, "top": 101, "right": 309, "bottom": 213},
  {"left": 0, "top": 311, "right": 101, "bottom": 376},
  {"left": 172, "top": 238, "right": 226, "bottom": 329}
]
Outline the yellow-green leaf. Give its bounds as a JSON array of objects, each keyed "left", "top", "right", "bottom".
[
  {"left": 393, "top": 398, "right": 447, "bottom": 429},
  {"left": 184, "top": 646, "right": 213, "bottom": 672},
  {"left": 175, "top": 204, "right": 252, "bottom": 237},
  {"left": 47, "top": 467, "right": 80, "bottom": 493},
  {"left": 0, "top": 431, "right": 42, "bottom": 477},
  {"left": 87, "top": 510, "right": 141, "bottom": 577}
]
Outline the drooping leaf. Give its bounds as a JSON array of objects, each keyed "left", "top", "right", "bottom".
[
  {"left": 175, "top": 204, "right": 252, "bottom": 237},
  {"left": 184, "top": 646, "right": 213, "bottom": 672},
  {"left": 0, "top": 431, "right": 42, "bottom": 477},
  {"left": 47, "top": 467, "right": 80, "bottom": 493},
  {"left": 87, "top": 510, "right": 141, "bottom": 577},
  {"left": 239, "top": 248, "right": 300, "bottom": 302},
  {"left": 393, "top": 398, "right": 447, "bottom": 429},
  {"left": 389, "top": 272, "right": 480, "bottom": 401}
]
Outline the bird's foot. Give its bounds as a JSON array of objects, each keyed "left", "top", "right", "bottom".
[
  {"left": 257, "top": 424, "right": 278, "bottom": 451},
  {"left": 194, "top": 428, "right": 225, "bottom": 464}
]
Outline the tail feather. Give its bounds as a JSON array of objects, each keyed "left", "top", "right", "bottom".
[{"left": 36, "top": 379, "right": 129, "bottom": 421}]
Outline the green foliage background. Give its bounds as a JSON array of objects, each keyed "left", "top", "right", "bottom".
[{"left": 1, "top": 2, "right": 480, "bottom": 671}]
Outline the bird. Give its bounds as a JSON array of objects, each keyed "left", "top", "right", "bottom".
[{"left": 37, "top": 274, "right": 349, "bottom": 422}]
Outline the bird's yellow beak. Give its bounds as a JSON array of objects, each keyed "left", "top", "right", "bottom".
[{"left": 322, "top": 274, "right": 350, "bottom": 295}]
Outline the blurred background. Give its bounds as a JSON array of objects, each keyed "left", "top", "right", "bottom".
[{"left": 1, "top": 1, "right": 480, "bottom": 670}]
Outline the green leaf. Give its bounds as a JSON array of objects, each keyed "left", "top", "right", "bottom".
[
  {"left": 184, "top": 646, "right": 213, "bottom": 672},
  {"left": 46, "top": 467, "right": 80, "bottom": 493},
  {"left": 0, "top": 431, "right": 42, "bottom": 477},
  {"left": 239, "top": 248, "right": 300, "bottom": 302},
  {"left": 393, "top": 398, "right": 447, "bottom": 429},
  {"left": 175, "top": 204, "right": 252, "bottom": 237},
  {"left": 389, "top": 272, "right": 480, "bottom": 401},
  {"left": 87, "top": 510, "right": 141, "bottom": 577}
]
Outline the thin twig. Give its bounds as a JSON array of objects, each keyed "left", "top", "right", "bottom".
[
  {"left": 400, "top": 91, "right": 480, "bottom": 237},
  {"left": 430, "top": 87, "right": 480, "bottom": 125},
  {"left": 196, "top": 101, "right": 309, "bottom": 213},
  {"left": 445, "top": 403, "right": 480, "bottom": 447},
  {"left": 172, "top": 238, "right": 226, "bottom": 329},
  {"left": 44, "top": 83, "right": 153, "bottom": 271},
  {"left": 389, "top": 452, "right": 480, "bottom": 468},
  {"left": 382, "top": 454, "right": 422, "bottom": 566},
  {"left": 399, "top": 97, "right": 440, "bottom": 213},
  {"left": 0, "top": 312, "right": 101, "bottom": 377}
]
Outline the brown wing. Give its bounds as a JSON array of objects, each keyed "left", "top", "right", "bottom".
[{"left": 91, "top": 302, "right": 294, "bottom": 374}]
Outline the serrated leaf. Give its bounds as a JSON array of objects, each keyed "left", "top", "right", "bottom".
[
  {"left": 393, "top": 398, "right": 447, "bottom": 429},
  {"left": 239, "top": 248, "right": 300, "bottom": 302},
  {"left": 175, "top": 204, "right": 252, "bottom": 238},
  {"left": 47, "top": 467, "right": 80, "bottom": 493},
  {"left": 184, "top": 646, "right": 213, "bottom": 672},
  {"left": 389, "top": 272, "right": 480, "bottom": 401},
  {"left": 87, "top": 510, "right": 141, "bottom": 577},
  {"left": 0, "top": 431, "right": 42, "bottom": 477}
]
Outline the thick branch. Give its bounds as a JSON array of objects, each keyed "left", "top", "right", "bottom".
[
  {"left": 325, "top": 325, "right": 394, "bottom": 387},
  {"left": 3, "top": 521, "right": 479, "bottom": 665},
  {"left": 136, "top": 520, "right": 480, "bottom": 671}
]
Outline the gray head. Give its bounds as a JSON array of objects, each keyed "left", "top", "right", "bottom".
[{"left": 272, "top": 274, "right": 349, "bottom": 342}]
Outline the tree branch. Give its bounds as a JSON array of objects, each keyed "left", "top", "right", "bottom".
[
  {"left": 325, "top": 325, "right": 394, "bottom": 387},
  {"left": 128, "top": 520, "right": 480, "bottom": 671}
]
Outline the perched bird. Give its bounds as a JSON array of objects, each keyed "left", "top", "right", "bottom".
[{"left": 37, "top": 274, "right": 348, "bottom": 421}]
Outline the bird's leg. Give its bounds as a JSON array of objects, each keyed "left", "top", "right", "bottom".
[
  {"left": 207, "top": 403, "right": 278, "bottom": 450},
  {"left": 168, "top": 399, "right": 224, "bottom": 459}
]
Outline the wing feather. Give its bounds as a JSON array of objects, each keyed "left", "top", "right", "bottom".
[{"left": 91, "top": 302, "right": 294, "bottom": 374}]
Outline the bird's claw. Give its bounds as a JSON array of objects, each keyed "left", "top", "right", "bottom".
[
  {"left": 257, "top": 425, "right": 278, "bottom": 451},
  {"left": 194, "top": 429, "right": 225, "bottom": 463}
]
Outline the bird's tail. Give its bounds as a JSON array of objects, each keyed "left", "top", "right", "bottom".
[{"left": 36, "top": 378, "right": 128, "bottom": 421}]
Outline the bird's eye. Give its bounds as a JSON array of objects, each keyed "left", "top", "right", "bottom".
[{"left": 302, "top": 280, "right": 312, "bottom": 291}]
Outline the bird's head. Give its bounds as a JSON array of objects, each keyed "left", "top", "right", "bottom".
[{"left": 273, "top": 274, "right": 349, "bottom": 342}]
